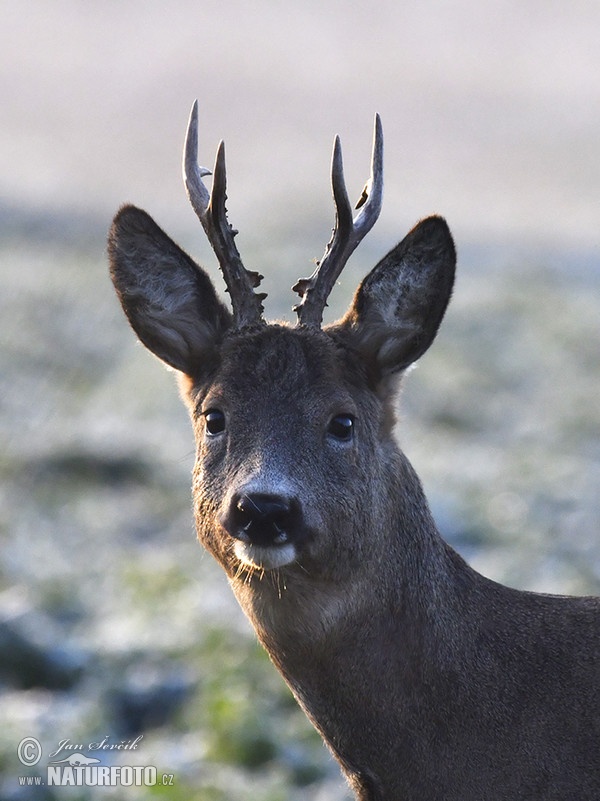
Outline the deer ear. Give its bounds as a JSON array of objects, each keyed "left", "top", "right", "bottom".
[
  {"left": 336, "top": 216, "right": 455, "bottom": 375},
  {"left": 108, "top": 205, "right": 232, "bottom": 375}
]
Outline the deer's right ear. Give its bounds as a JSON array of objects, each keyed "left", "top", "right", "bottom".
[
  {"left": 108, "top": 205, "right": 232, "bottom": 375},
  {"left": 336, "top": 215, "right": 456, "bottom": 376}
]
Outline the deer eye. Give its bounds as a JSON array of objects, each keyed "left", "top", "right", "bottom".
[
  {"left": 204, "top": 409, "right": 226, "bottom": 436},
  {"left": 327, "top": 414, "right": 354, "bottom": 442}
]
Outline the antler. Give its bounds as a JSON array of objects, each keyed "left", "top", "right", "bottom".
[
  {"left": 293, "top": 114, "right": 384, "bottom": 327},
  {"left": 183, "top": 100, "right": 266, "bottom": 329}
]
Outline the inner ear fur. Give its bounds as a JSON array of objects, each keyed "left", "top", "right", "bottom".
[
  {"left": 334, "top": 215, "right": 456, "bottom": 375},
  {"left": 108, "top": 205, "right": 232, "bottom": 375}
]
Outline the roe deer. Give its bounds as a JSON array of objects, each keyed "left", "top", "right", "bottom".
[{"left": 108, "top": 101, "right": 600, "bottom": 800}]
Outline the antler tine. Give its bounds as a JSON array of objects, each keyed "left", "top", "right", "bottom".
[
  {"left": 293, "top": 114, "right": 384, "bottom": 327},
  {"left": 183, "top": 100, "right": 265, "bottom": 329}
]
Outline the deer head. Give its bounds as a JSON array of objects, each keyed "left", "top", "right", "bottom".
[{"left": 109, "top": 102, "right": 454, "bottom": 589}]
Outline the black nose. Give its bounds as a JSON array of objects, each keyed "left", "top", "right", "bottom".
[{"left": 225, "top": 492, "right": 300, "bottom": 548}]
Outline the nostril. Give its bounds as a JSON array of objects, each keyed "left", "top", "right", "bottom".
[
  {"left": 229, "top": 492, "right": 299, "bottom": 547},
  {"left": 236, "top": 493, "right": 291, "bottom": 524}
]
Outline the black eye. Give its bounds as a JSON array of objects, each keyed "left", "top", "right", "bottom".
[
  {"left": 327, "top": 414, "right": 354, "bottom": 442},
  {"left": 204, "top": 409, "right": 226, "bottom": 436}
]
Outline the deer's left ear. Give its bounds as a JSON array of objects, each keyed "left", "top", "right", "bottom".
[{"left": 334, "top": 216, "right": 455, "bottom": 375}]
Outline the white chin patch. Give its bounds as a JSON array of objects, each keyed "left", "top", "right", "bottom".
[{"left": 234, "top": 541, "right": 296, "bottom": 570}]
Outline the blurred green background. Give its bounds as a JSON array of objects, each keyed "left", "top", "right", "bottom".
[{"left": 1, "top": 1, "right": 599, "bottom": 798}]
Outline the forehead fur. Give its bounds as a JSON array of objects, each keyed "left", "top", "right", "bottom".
[{"left": 215, "top": 324, "right": 371, "bottom": 398}]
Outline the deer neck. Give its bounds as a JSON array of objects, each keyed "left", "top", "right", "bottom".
[{"left": 227, "top": 458, "right": 471, "bottom": 799}]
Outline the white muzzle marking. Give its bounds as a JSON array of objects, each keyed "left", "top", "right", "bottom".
[{"left": 234, "top": 540, "right": 297, "bottom": 570}]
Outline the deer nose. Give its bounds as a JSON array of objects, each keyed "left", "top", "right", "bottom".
[{"left": 224, "top": 492, "right": 299, "bottom": 548}]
